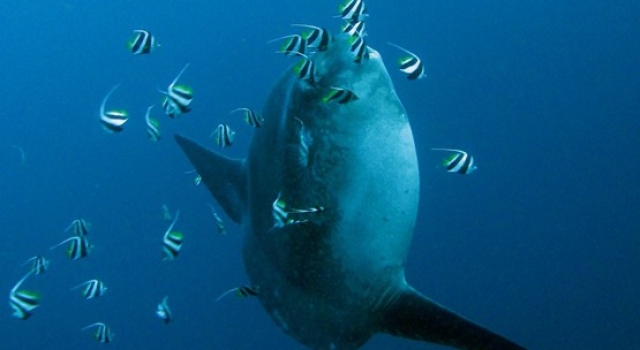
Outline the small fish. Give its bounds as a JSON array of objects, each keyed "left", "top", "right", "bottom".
[
  {"left": 388, "top": 43, "right": 426, "bottom": 80},
  {"left": 65, "top": 219, "right": 91, "bottom": 237},
  {"left": 145, "top": 105, "right": 161, "bottom": 141},
  {"left": 215, "top": 285, "right": 259, "bottom": 302},
  {"left": 292, "top": 24, "right": 332, "bottom": 52},
  {"left": 127, "top": 29, "right": 158, "bottom": 55},
  {"left": 82, "top": 322, "right": 114, "bottom": 343},
  {"left": 270, "top": 34, "right": 307, "bottom": 56},
  {"left": 341, "top": 21, "right": 366, "bottom": 37},
  {"left": 349, "top": 34, "right": 369, "bottom": 63},
  {"left": 162, "top": 204, "right": 172, "bottom": 221},
  {"left": 160, "top": 64, "right": 193, "bottom": 118},
  {"left": 50, "top": 236, "right": 92, "bottom": 260},
  {"left": 156, "top": 296, "right": 172, "bottom": 324},
  {"left": 208, "top": 204, "right": 226, "bottom": 235},
  {"left": 271, "top": 192, "right": 309, "bottom": 229},
  {"left": 162, "top": 212, "right": 182, "bottom": 260},
  {"left": 290, "top": 117, "right": 312, "bottom": 168},
  {"left": 11, "top": 145, "right": 28, "bottom": 170},
  {"left": 271, "top": 192, "right": 289, "bottom": 229},
  {"left": 231, "top": 107, "right": 263, "bottom": 128},
  {"left": 211, "top": 124, "right": 235, "bottom": 148},
  {"left": 292, "top": 53, "right": 317, "bottom": 84},
  {"left": 338, "top": 0, "right": 368, "bottom": 23},
  {"left": 431, "top": 148, "right": 477, "bottom": 175},
  {"left": 9, "top": 271, "right": 40, "bottom": 320},
  {"left": 322, "top": 87, "right": 359, "bottom": 104},
  {"left": 184, "top": 170, "right": 202, "bottom": 185},
  {"left": 22, "top": 256, "right": 49, "bottom": 275},
  {"left": 99, "top": 84, "right": 129, "bottom": 133},
  {"left": 70, "top": 279, "right": 107, "bottom": 299}
]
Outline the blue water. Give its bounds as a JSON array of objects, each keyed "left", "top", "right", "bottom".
[{"left": 1, "top": 1, "right": 638, "bottom": 349}]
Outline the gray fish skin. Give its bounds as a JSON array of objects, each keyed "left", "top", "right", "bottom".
[{"left": 174, "top": 35, "right": 525, "bottom": 350}]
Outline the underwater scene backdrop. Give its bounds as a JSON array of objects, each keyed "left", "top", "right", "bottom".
[{"left": 1, "top": 0, "right": 638, "bottom": 349}]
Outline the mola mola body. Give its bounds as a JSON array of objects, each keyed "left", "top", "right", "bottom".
[{"left": 175, "top": 35, "right": 524, "bottom": 350}]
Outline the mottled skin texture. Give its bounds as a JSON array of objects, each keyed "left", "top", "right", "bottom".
[{"left": 175, "top": 36, "right": 525, "bottom": 350}]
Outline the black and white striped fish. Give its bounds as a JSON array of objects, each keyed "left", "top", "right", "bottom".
[
  {"left": 23, "top": 255, "right": 49, "bottom": 275},
  {"left": 231, "top": 107, "right": 262, "bottom": 128},
  {"left": 71, "top": 279, "right": 107, "bottom": 299},
  {"left": 338, "top": 0, "right": 368, "bottom": 23},
  {"left": 271, "top": 192, "right": 309, "bottom": 229},
  {"left": 289, "top": 117, "right": 312, "bottom": 168},
  {"left": 431, "top": 148, "right": 477, "bottom": 175},
  {"left": 322, "top": 87, "right": 359, "bottom": 104},
  {"left": 211, "top": 124, "right": 235, "bottom": 148},
  {"left": 9, "top": 271, "right": 40, "bottom": 319},
  {"left": 341, "top": 20, "right": 366, "bottom": 37},
  {"left": 127, "top": 30, "right": 158, "bottom": 55},
  {"left": 388, "top": 43, "right": 427, "bottom": 80},
  {"left": 208, "top": 204, "right": 226, "bottom": 235},
  {"left": 215, "top": 285, "right": 259, "bottom": 302},
  {"left": 145, "top": 105, "right": 161, "bottom": 141},
  {"left": 82, "top": 322, "right": 114, "bottom": 343},
  {"left": 50, "top": 236, "right": 92, "bottom": 260},
  {"left": 292, "top": 53, "right": 317, "bottom": 84},
  {"left": 162, "top": 211, "right": 183, "bottom": 260},
  {"left": 65, "top": 219, "right": 90, "bottom": 237},
  {"left": 270, "top": 34, "right": 308, "bottom": 56},
  {"left": 99, "top": 84, "right": 129, "bottom": 133},
  {"left": 156, "top": 296, "right": 172, "bottom": 324},
  {"left": 160, "top": 64, "right": 193, "bottom": 118},
  {"left": 349, "top": 35, "right": 369, "bottom": 63},
  {"left": 292, "top": 24, "right": 332, "bottom": 52}
]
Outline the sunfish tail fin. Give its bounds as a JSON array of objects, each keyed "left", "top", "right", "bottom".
[
  {"left": 379, "top": 287, "right": 526, "bottom": 350},
  {"left": 174, "top": 134, "right": 246, "bottom": 223}
]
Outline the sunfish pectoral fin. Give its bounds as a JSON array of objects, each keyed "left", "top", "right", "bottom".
[
  {"left": 174, "top": 134, "right": 246, "bottom": 223},
  {"left": 378, "top": 286, "right": 526, "bottom": 350}
]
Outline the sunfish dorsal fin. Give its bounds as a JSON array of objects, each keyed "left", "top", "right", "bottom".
[
  {"left": 174, "top": 134, "right": 246, "bottom": 223},
  {"left": 379, "top": 286, "right": 526, "bottom": 350}
]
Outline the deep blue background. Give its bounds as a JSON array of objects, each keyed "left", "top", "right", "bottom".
[{"left": 1, "top": 1, "right": 638, "bottom": 349}]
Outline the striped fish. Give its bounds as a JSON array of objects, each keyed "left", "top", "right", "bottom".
[
  {"left": 323, "top": 87, "right": 359, "bottom": 104},
  {"left": 270, "top": 34, "right": 307, "bottom": 56},
  {"left": 338, "top": 0, "right": 368, "bottom": 23},
  {"left": 341, "top": 20, "right": 366, "bottom": 37},
  {"left": 162, "top": 211, "right": 183, "bottom": 260},
  {"left": 71, "top": 279, "right": 107, "bottom": 299},
  {"left": 208, "top": 204, "right": 226, "bottom": 235},
  {"left": 215, "top": 285, "right": 259, "bottom": 302},
  {"left": 211, "top": 124, "right": 235, "bottom": 148},
  {"left": 291, "top": 117, "right": 312, "bottom": 168},
  {"left": 9, "top": 271, "right": 40, "bottom": 320},
  {"left": 99, "top": 84, "right": 128, "bottom": 133},
  {"left": 82, "top": 322, "right": 114, "bottom": 343},
  {"left": 161, "top": 64, "right": 193, "bottom": 118},
  {"left": 156, "top": 296, "right": 172, "bottom": 324},
  {"left": 292, "top": 24, "right": 332, "bottom": 52},
  {"left": 388, "top": 43, "right": 426, "bottom": 80},
  {"left": 23, "top": 255, "right": 49, "bottom": 275},
  {"left": 50, "top": 236, "right": 92, "bottom": 260},
  {"left": 349, "top": 35, "right": 369, "bottom": 63},
  {"left": 292, "top": 53, "right": 317, "bottom": 84},
  {"left": 431, "top": 148, "right": 477, "bottom": 175},
  {"left": 145, "top": 105, "right": 161, "bottom": 141},
  {"left": 65, "top": 219, "right": 90, "bottom": 237},
  {"left": 271, "top": 192, "right": 309, "bottom": 229},
  {"left": 127, "top": 29, "right": 158, "bottom": 55},
  {"left": 350, "top": 35, "right": 368, "bottom": 62},
  {"left": 231, "top": 107, "right": 262, "bottom": 128}
]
